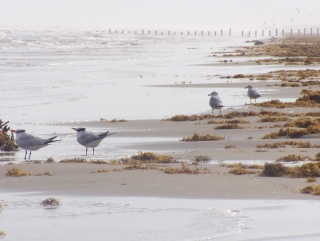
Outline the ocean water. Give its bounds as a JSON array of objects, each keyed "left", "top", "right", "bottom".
[
  {"left": 0, "top": 26, "right": 285, "bottom": 123},
  {"left": 1, "top": 193, "right": 320, "bottom": 241}
]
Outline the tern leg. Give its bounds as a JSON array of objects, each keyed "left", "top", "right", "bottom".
[
  {"left": 93, "top": 148, "right": 95, "bottom": 155},
  {"left": 24, "top": 150, "right": 27, "bottom": 160},
  {"left": 28, "top": 151, "right": 32, "bottom": 160},
  {"left": 86, "top": 148, "right": 88, "bottom": 155}
]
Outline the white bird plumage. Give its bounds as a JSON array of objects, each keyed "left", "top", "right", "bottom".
[
  {"left": 10, "top": 129, "right": 60, "bottom": 160},
  {"left": 245, "top": 85, "right": 261, "bottom": 103},
  {"left": 72, "top": 127, "right": 115, "bottom": 155},
  {"left": 208, "top": 91, "right": 224, "bottom": 114}
]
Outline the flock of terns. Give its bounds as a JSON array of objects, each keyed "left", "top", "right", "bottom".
[{"left": 10, "top": 85, "right": 261, "bottom": 160}]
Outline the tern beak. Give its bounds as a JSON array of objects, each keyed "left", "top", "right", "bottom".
[
  {"left": 10, "top": 130, "right": 16, "bottom": 133},
  {"left": 71, "top": 128, "right": 77, "bottom": 131},
  {"left": 208, "top": 94, "right": 212, "bottom": 96}
]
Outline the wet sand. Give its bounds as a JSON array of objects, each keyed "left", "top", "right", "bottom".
[
  {"left": 1, "top": 102, "right": 320, "bottom": 200},
  {"left": 0, "top": 160, "right": 317, "bottom": 200}
]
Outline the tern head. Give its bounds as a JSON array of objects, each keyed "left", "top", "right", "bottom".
[
  {"left": 72, "top": 127, "right": 86, "bottom": 132},
  {"left": 10, "top": 129, "right": 25, "bottom": 134},
  {"left": 208, "top": 91, "right": 219, "bottom": 96},
  {"left": 245, "top": 85, "right": 253, "bottom": 89}
]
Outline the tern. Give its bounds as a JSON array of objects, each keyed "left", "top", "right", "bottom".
[
  {"left": 10, "top": 129, "right": 61, "bottom": 160},
  {"left": 72, "top": 127, "right": 115, "bottom": 155},
  {"left": 245, "top": 85, "right": 261, "bottom": 104},
  {"left": 208, "top": 91, "right": 224, "bottom": 114}
]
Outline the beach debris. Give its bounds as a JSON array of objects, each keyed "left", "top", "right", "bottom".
[
  {"left": 5, "top": 167, "right": 33, "bottom": 177},
  {"left": 300, "top": 185, "right": 320, "bottom": 195},
  {"left": 306, "top": 177, "right": 317, "bottom": 183},
  {"left": 100, "top": 118, "right": 127, "bottom": 122},
  {"left": 261, "top": 162, "right": 320, "bottom": 178},
  {"left": 163, "top": 162, "right": 204, "bottom": 174},
  {"left": 123, "top": 151, "right": 174, "bottom": 164},
  {"left": 276, "top": 154, "right": 312, "bottom": 162},
  {"left": 214, "top": 124, "right": 243, "bottom": 129},
  {"left": 0, "top": 230, "right": 5, "bottom": 237},
  {"left": 41, "top": 197, "right": 61, "bottom": 207},
  {"left": 0, "top": 203, "right": 3, "bottom": 212},
  {"left": 257, "top": 141, "right": 320, "bottom": 149},
  {"left": 45, "top": 157, "right": 56, "bottom": 163},
  {"left": 193, "top": 155, "right": 211, "bottom": 163},
  {"left": 181, "top": 133, "right": 224, "bottom": 141},
  {"left": 0, "top": 120, "right": 18, "bottom": 152},
  {"left": 253, "top": 40, "right": 264, "bottom": 45}
]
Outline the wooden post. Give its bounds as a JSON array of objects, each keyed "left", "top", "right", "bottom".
[
  {"left": 155, "top": 30, "right": 157, "bottom": 35},
  {"left": 291, "top": 29, "right": 292, "bottom": 36},
  {"left": 229, "top": 29, "right": 231, "bottom": 36},
  {"left": 122, "top": 30, "right": 124, "bottom": 34},
  {"left": 249, "top": 31, "right": 250, "bottom": 37},
  {"left": 282, "top": 29, "right": 284, "bottom": 36},
  {"left": 115, "top": 30, "right": 117, "bottom": 34},
  {"left": 298, "top": 29, "right": 300, "bottom": 36},
  {"left": 269, "top": 30, "right": 271, "bottom": 36},
  {"left": 148, "top": 30, "right": 150, "bottom": 34},
  {"left": 262, "top": 30, "right": 264, "bottom": 37},
  {"left": 241, "top": 30, "right": 243, "bottom": 37},
  {"left": 255, "top": 30, "right": 257, "bottom": 37},
  {"left": 188, "top": 31, "right": 190, "bottom": 35},
  {"left": 161, "top": 32, "right": 163, "bottom": 35},
  {"left": 221, "top": 29, "right": 223, "bottom": 36},
  {"left": 276, "top": 29, "right": 278, "bottom": 36},
  {"left": 195, "top": 31, "right": 196, "bottom": 35},
  {"left": 215, "top": 31, "right": 217, "bottom": 36},
  {"left": 181, "top": 31, "right": 183, "bottom": 35},
  {"left": 318, "top": 28, "right": 319, "bottom": 36},
  {"left": 208, "top": 31, "right": 210, "bottom": 36},
  {"left": 135, "top": 31, "right": 137, "bottom": 34},
  {"left": 304, "top": 28, "right": 306, "bottom": 35},
  {"left": 109, "top": 29, "right": 111, "bottom": 33},
  {"left": 168, "top": 31, "right": 170, "bottom": 35},
  {"left": 201, "top": 31, "right": 203, "bottom": 36},
  {"left": 142, "top": 29, "right": 144, "bottom": 34},
  {"left": 311, "top": 28, "right": 313, "bottom": 35}
]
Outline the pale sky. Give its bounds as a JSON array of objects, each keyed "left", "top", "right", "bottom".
[{"left": 1, "top": 0, "right": 319, "bottom": 31}]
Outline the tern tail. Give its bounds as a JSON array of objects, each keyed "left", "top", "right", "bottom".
[{"left": 45, "top": 136, "right": 62, "bottom": 144}]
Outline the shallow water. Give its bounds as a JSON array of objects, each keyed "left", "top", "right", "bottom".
[{"left": 1, "top": 193, "right": 319, "bottom": 241}]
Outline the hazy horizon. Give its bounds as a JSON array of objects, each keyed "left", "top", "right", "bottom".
[{"left": 1, "top": 0, "right": 319, "bottom": 31}]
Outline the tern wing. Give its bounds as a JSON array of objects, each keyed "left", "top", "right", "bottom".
[
  {"left": 210, "top": 96, "right": 224, "bottom": 107},
  {"left": 248, "top": 88, "right": 261, "bottom": 98}
]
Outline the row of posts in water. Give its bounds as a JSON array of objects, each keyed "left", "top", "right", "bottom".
[{"left": 108, "top": 28, "right": 320, "bottom": 37}]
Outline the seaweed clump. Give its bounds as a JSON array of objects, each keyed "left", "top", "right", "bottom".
[
  {"left": 300, "top": 185, "right": 320, "bottom": 195},
  {"left": 181, "top": 133, "right": 224, "bottom": 141},
  {"left": 261, "top": 162, "right": 320, "bottom": 178},
  {"left": 0, "top": 120, "right": 18, "bottom": 151},
  {"left": 41, "top": 197, "right": 61, "bottom": 206},
  {"left": 6, "top": 167, "right": 33, "bottom": 177}
]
